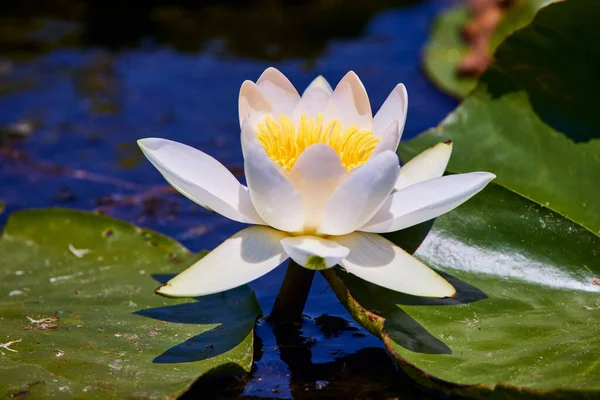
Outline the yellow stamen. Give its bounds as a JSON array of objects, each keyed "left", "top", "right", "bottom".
[{"left": 255, "top": 113, "right": 380, "bottom": 171}]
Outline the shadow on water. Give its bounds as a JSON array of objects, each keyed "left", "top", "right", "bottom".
[
  {"left": 180, "top": 363, "right": 248, "bottom": 400},
  {"left": 334, "top": 220, "right": 488, "bottom": 355},
  {"left": 182, "top": 318, "right": 451, "bottom": 399},
  {"left": 0, "top": 0, "right": 422, "bottom": 60},
  {"left": 333, "top": 267, "right": 486, "bottom": 356},
  {"left": 137, "top": 273, "right": 441, "bottom": 397},
  {"left": 139, "top": 268, "right": 471, "bottom": 397},
  {"left": 135, "top": 273, "right": 259, "bottom": 364}
]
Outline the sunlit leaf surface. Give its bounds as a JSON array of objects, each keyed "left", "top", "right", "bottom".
[
  {"left": 0, "top": 209, "right": 260, "bottom": 399},
  {"left": 325, "top": 183, "right": 600, "bottom": 397},
  {"left": 411, "top": 0, "right": 600, "bottom": 236}
]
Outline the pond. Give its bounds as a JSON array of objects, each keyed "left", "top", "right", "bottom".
[{"left": 0, "top": 0, "right": 459, "bottom": 397}]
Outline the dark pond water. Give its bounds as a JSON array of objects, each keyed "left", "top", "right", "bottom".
[{"left": 0, "top": 0, "right": 459, "bottom": 398}]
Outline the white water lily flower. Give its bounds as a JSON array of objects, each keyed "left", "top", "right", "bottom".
[{"left": 138, "top": 68, "right": 495, "bottom": 299}]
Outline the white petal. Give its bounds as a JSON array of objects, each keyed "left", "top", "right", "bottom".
[
  {"left": 333, "top": 232, "right": 455, "bottom": 297},
  {"left": 373, "top": 83, "right": 408, "bottom": 138},
  {"left": 138, "top": 138, "right": 263, "bottom": 224},
  {"left": 281, "top": 235, "right": 349, "bottom": 270},
  {"left": 156, "top": 226, "right": 289, "bottom": 297},
  {"left": 395, "top": 141, "right": 453, "bottom": 191},
  {"left": 303, "top": 75, "right": 333, "bottom": 95},
  {"left": 256, "top": 67, "right": 300, "bottom": 117},
  {"left": 361, "top": 172, "right": 496, "bottom": 233},
  {"left": 292, "top": 88, "right": 332, "bottom": 123},
  {"left": 371, "top": 120, "right": 400, "bottom": 156},
  {"left": 288, "top": 144, "right": 348, "bottom": 232},
  {"left": 318, "top": 151, "right": 399, "bottom": 236},
  {"left": 243, "top": 123, "right": 305, "bottom": 233},
  {"left": 293, "top": 78, "right": 333, "bottom": 123},
  {"left": 327, "top": 71, "right": 373, "bottom": 131},
  {"left": 239, "top": 80, "right": 273, "bottom": 128}
]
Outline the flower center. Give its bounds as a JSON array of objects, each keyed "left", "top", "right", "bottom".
[{"left": 256, "top": 113, "right": 380, "bottom": 171}]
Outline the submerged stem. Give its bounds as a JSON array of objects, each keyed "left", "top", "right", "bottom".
[{"left": 268, "top": 259, "right": 315, "bottom": 323}]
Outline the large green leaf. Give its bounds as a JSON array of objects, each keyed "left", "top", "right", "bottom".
[
  {"left": 323, "top": 182, "right": 600, "bottom": 398},
  {"left": 409, "top": 0, "right": 600, "bottom": 237},
  {"left": 0, "top": 209, "right": 260, "bottom": 399},
  {"left": 422, "top": 0, "right": 554, "bottom": 98}
]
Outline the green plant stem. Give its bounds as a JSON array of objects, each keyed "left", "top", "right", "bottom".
[{"left": 268, "top": 259, "right": 315, "bottom": 323}]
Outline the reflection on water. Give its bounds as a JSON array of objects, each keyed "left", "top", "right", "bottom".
[
  {"left": 1, "top": 0, "right": 420, "bottom": 60},
  {"left": 0, "top": 0, "right": 459, "bottom": 397}
]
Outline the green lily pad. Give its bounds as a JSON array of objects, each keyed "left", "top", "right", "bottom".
[
  {"left": 408, "top": 0, "right": 600, "bottom": 237},
  {"left": 324, "top": 182, "right": 600, "bottom": 398},
  {"left": 422, "top": 0, "right": 554, "bottom": 98},
  {"left": 0, "top": 208, "right": 260, "bottom": 399}
]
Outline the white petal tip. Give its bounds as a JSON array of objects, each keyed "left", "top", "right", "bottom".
[
  {"left": 389, "top": 83, "right": 408, "bottom": 108},
  {"left": 461, "top": 171, "right": 497, "bottom": 185},
  {"left": 338, "top": 70, "right": 365, "bottom": 91},
  {"left": 305, "top": 75, "right": 333, "bottom": 94},
  {"left": 431, "top": 280, "right": 456, "bottom": 298},
  {"left": 479, "top": 172, "right": 497, "bottom": 181},
  {"left": 401, "top": 281, "right": 456, "bottom": 298},
  {"left": 155, "top": 283, "right": 196, "bottom": 298},
  {"left": 378, "top": 269, "right": 456, "bottom": 298},
  {"left": 395, "top": 83, "right": 407, "bottom": 94},
  {"left": 259, "top": 66, "right": 282, "bottom": 77},
  {"left": 373, "top": 83, "right": 408, "bottom": 136},
  {"left": 137, "top": 138, "right": 162, "bottom": 150},
  {"left": 375, "top": 268, "right": 456, "bottom": 298},
  {"left": 239, "top": 80, "right": 273, "bottom": 127},
  {"left": 396, "top": 84, "right": 408, "bottom": 113}
]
